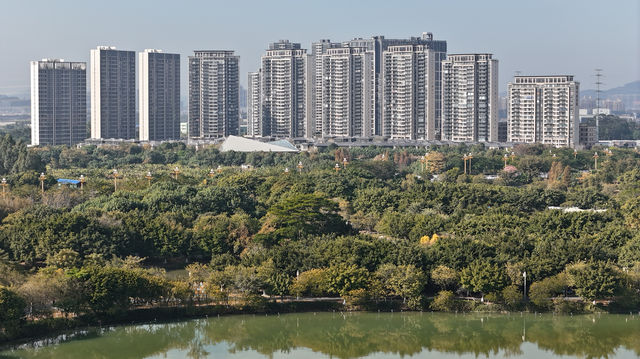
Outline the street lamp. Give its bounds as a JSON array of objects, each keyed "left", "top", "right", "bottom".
[
  {"left": 284, "top": 167, "right": 290, "bottom": 174},
  {"left": 523, "top": 271, "right": 527, "bottom": 301},
  {"left": 334, "top": 163, "right": 341, "bottom": 173},
  {"left": 503, "top": 154, "right": 508, "bottom": 168},
  {"left": 208, "top": 168, "right": 215, "bottom": 179},
  {"left": 573, "top": 149, "right": 578, "bottom": 159},
  {"left": 217, "top": 165, "right": 223, "bottom": 174},
  {"left": 39, "top": 172, "right": 46, "bottom": 195},
  {"left": 510, "top": 151, "right": 516, "bottom": 161},
  {"left": 462, "top": 153, "right": 469, "bottom": 174},
  {"left": 145, "top": 171, "right": 153, "bottom": 187},
  {"left": 173, "top": 166, "right": 180, "bottom": 180},
  {"left": 1, "top": 177, "right": 7, "bottom": 199},
  {"left": 342, "top": 157, "right": 349, "bottom": 168},
  {"left": 297, "top": 161, "right": 303, "bottom": 173},
  {"left": 593, "top": 152, "right": 599, "bottom": 170},
  {"left": 113, "top": 169, "right": 119, "bottom": 191},
  {"left": 79, "top": 174, "right": 85, "bottom": 190}
]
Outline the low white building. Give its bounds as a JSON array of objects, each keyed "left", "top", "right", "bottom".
[{"left": 220, "top": 136, "right": 299, "bottom": 152}]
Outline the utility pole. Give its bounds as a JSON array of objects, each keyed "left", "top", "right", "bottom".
[
  {"left": 523, "top": 271, "right": 527, "bottom": 301},
  {"left": 113, "top": 169, "right": 119, "bottom": 191},
  {"left": 39, "top": 172, "right": 46, "bottom": 195},
  {"left": 1, "top": 177, "right": 7, "bottom": 199},
  {"left": 463, "top": 154, "right": 468, "bottom": 174},
  {"left": 594, "top": 69, "right": 604, "bottom": 142}
]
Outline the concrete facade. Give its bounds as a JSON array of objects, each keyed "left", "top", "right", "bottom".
[
  {"left": 188, "top": 50, "right": 240, "bottom": 139},
  {"left": 90, "top": 46, "right": 136, "bottom": 140},
  {"left": 139, "top": 49, "right": 180, "bottom": 141},
  {"left": 508, "top": 75, "right": 579, "bottom": 147},
  {"left": 30, "top": 59, "right": 86, "bottom": 146},
  {"left": 381, "top": 45, "right": 435, "bottom": 140},
  {"left": 260, "top": 40, "right": 307, "bottom": 138},
  {"left": 441, "top": 54, "right": 498, "bottom": 142}
]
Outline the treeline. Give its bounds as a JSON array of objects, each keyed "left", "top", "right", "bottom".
[{"left": 1, "top": 141, "right": 640, "bottom": 340}]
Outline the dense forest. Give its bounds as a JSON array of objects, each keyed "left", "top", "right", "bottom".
[{"left": 1, "top": 134, "right": 639, "bottom": 341}]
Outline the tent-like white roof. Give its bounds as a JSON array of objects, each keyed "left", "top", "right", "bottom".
[{"left": 220, "top": 136, "right": 299, "bottom": 152}]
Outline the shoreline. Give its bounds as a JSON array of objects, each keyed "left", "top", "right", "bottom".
[
  {"left": 0, "top": 301, "right": 342, "bottom": 348},
  {"left": 2, "top": 298, "right": 629, "bottom": 349}
]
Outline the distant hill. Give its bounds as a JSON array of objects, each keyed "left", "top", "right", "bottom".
[{"left": 581, "top": 80, "right": 640, "bottom": 97}]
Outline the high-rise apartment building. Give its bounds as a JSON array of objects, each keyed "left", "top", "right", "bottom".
[
  {"left": 139, "top": 49, "right": 180, "bottom": 141},
  {"left": 247, "top": 71, "right": 262, "bottom": 137},
  {"left": 90, "top": 46, "right": 136, "bottom": 139},
  {"left": 508, "top": 75, "right": 579, "bottom": 147},
  {"left": 345, "top": 33, "right": 446, "bottom": 138},
  {"left": 306, "top": 40, "right": 342, "bottom": 137},
  {"left": 320, "top": 47, "right": 375, "bottom": 137},
  {"left": 188, "top": 50, "right": 240, "bottom": 139},
  {"left": 381, "top": 45, "right": 435, "bottom": 140},
  {"left": 260, "top": 40, "right": 307, "bottom": 138},
  {"left": 441, "top": 54, "right": 498, "bottom": 142},
  {"left": 30, "top": 59, "right": 86, "bottom": 146}
]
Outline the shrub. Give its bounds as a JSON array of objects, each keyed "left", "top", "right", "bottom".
[{"left": 430, "top": 290, "right": 456, "bottom": 312}]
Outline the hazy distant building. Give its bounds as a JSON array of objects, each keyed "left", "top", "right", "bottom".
[
  {"left": 345, "top": 33, "right": 446, "bottom": 138},
  {"left": 90, "top": 46, "right": 136, "bottom": 139},
  {"left": 579, "top": 122, "right": 597, "bottom": 148},
  {"left": 508, "top": 75, "right": 579, "bottom": 147},
  {"left": 381, "top": 45, "right": 435, "bottom": 140},
  {"left": 320, "top": 47, "right": 375, "bottom": 137},
  {"left": 139, "top": 49, "right": 180, "bottom": 141},
  {"left": 247, "top": 71, "right": 262, "bottom": 136},
  {"left": 441, "top": 54, "right": 498, "bottom": 142},
  {"left": 498, "top": 120, "right": 508, "bottom": 143},
  {"left": 188, "top": 50, "right": 240, "bottom": 139},
  {"left": 260, "top": 40, "right": 307, "bottom": 138},
  {"left": 30, "top": 59, "right": 86, "bottom": 146}
]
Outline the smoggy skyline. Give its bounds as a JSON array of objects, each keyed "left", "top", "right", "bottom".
[{"left": 1, "top": 0, "right": 638, "bottom": 97}]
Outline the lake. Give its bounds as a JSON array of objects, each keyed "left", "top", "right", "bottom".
[{"left": 1, "top": 312, "right": 639, "bottom": 358}]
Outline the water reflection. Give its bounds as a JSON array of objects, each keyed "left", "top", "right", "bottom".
[{"left": 1, "top": 313, "right": 639, "bottom": 358}]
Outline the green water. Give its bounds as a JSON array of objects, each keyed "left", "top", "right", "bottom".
[{"left": 1, "top": 312, "right": 639, "bottom": 358}]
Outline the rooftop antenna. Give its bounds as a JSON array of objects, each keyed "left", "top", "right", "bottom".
[{"left": 594, "top": 69, "right": 604, "bottom": 141}]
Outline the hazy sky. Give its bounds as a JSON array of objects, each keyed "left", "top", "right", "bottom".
[{"left": 1, "top": 0, "right": 638, "bottom": 97}]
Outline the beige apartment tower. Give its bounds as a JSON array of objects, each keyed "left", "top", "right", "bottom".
[
  {"left": 320, "top": 47, "right": 375, "bottom": 137},
  {"left": 508, "top": 75, "right": 579, "bottom": 147},
  {"left": 188, "top": 50, "right": 240, "bottom": 139},
  {"left": 441, "top": 54, "right": 498, "bottom": 142},
  {"left": 381, "top": 45, "right": 436, "bottom": 140},
  {"left": 260, "top": 40, "right": 307, "bottom": 138}
]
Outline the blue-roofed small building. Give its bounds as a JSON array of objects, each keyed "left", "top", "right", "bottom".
[{"left": 57, "top": 179, "right": 80, "bottom": 188}]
